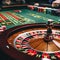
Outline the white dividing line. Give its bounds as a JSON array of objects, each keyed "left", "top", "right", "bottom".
[
  {"left": 53, "top": 40, "right": 60, "bottom": 48},
  {"left": 1, "top": 12, "right": 16, "bottom": 25}
]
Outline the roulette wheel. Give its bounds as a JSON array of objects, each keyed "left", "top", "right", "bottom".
[{"left": 0, "top": 23, "right": 60, "bottom": 60}]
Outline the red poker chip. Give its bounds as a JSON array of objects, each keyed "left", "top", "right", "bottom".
[
  {"left": 16, "top": 40, "right": 22, "bottom": 43},
  {"left": 42, "top": 53, "right": 50, "bottom": 59},
  {"left": 0, "top": 20, "right": 3, "bottom": 22},
  {"left": 16, "top": 44, "right": 21, "bottom": 48},
  {"left": 1, "top": 26, "right": 6, "bottom": 30},
  {"left": 14, "top": 10, "right": 20, "bottom": 12}
]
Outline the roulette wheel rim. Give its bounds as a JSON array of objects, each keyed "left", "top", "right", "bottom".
[{"left": 0, "top": 23, "right": 60, "bottom": 60}]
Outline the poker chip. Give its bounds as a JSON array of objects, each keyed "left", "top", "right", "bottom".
[
  {"left": 48, "top": 19, "right": 53, "bottom": 22},
  {"left": 0, "top": 29, "right": 4, "bottom": 32},
  {"left": 16, "top": 40, "right": 22, "bottom": 43},
  {"left": 20, "top": 10, "right": 21, "bottom": 12},
  {"left": 1, "top": 25, "right": 6, "bottom": 30},
  {"left": 51, "top": 56, "right": 57, "bottom": 59},
  {"left": 42, "top": 58, "right": 50, "bottom": 60},
  {"left": 0, "top": 27, "right": 3, "bottom": 30},
  {"left": 0, "top": 20, "right": 3, "bottom": 23},
  {"left": 16, "top": 44, "right": 21, "bottom": 48}
]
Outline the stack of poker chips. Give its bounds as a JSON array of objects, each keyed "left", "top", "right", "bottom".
[{"left": 0, "top": 25, "right": 6, "bottom": 34}]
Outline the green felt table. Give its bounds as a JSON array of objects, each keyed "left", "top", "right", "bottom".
[{"left": 0, "top": 8, "right": 60, "bottom": 29}]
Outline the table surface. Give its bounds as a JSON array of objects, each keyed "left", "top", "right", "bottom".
[{"left": 0, "top": 9, "right": 60, "bottom": 29}]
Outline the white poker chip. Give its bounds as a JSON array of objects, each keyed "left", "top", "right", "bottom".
[
  {"left": 0, "top": 30, "right": 4, "bottom": 32},
  {"left": 42, "top": 58, "right": 50, "bottom": 60},
  {"left": 19, "top": 10, "right": 22, "bottom": 12},
  {"left": 48, "top": 19, "right": 53, "bottom": 22}
]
